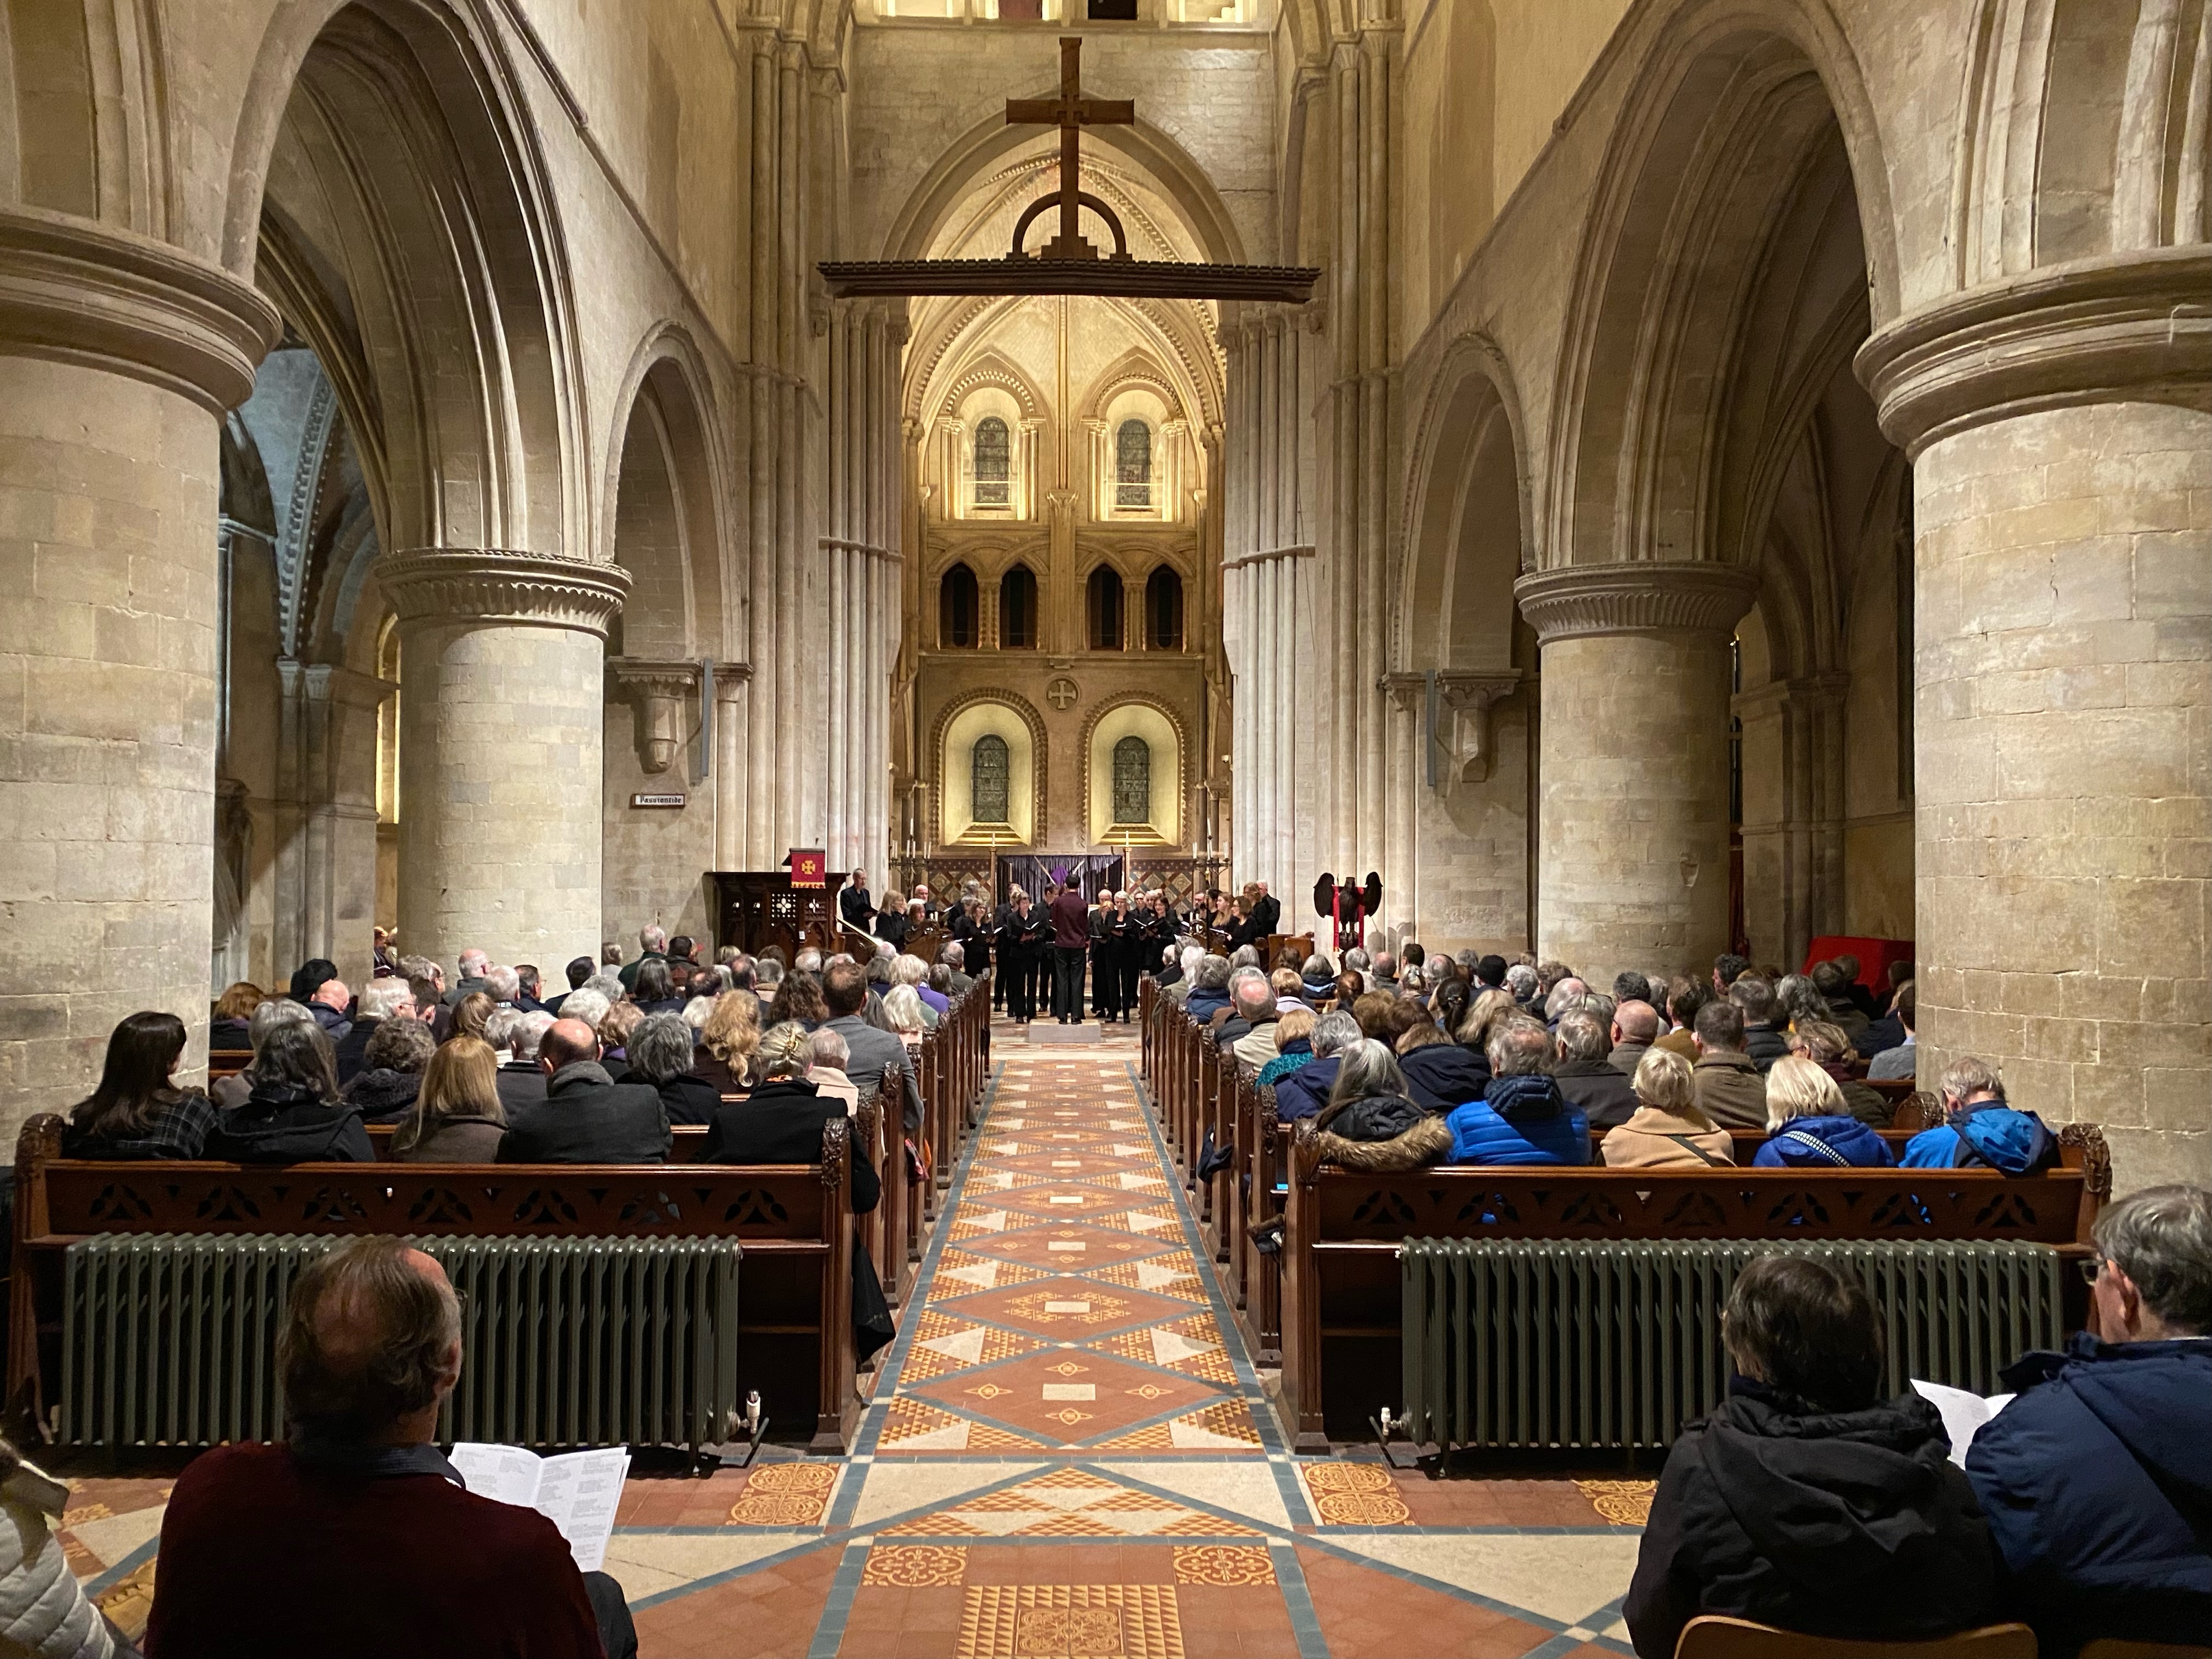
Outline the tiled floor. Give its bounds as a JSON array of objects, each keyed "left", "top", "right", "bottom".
[{"left": 65, "top": 1018, "right": 1651, "bottom": 1656}]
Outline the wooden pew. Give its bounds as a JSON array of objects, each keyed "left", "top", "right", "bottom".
[
  {"left": 1278, "top": 1120, "right": 2111, "bottom": 1451},
  {"left": 8, "top": 1112, "right": 864, "bottom": 1452},
  {"left": 207, "top": 1049, "right": 252, "bottom": 1084}
]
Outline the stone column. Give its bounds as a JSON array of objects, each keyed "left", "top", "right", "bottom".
[
  {"left": 273, "top": 662, "right": 394, "bottom": 990},
  {"left": 1515, "top": 563, "right": 1760, "bottom": 983},
  {"left": 0, "top": 211, "right": 280, "bottom": 1121},
  {"left": 1858, "top": 250, "right": 2210, "bottom": 1189},
  {"left": 378, "top": 549, "right": 629, "bottom": 970},
  {"left": 713, "top": 662, "right": 753, "bottom": 873}
]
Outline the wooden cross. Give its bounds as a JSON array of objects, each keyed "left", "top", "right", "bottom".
[{"left": 1005, "top": 38, "right": 1134, "bottom": 262}]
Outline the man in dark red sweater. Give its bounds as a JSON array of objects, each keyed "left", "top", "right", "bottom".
[
  {"left": 145, "top": 1238, "right": 629, "bottom": 1658},
  {"left": 1048, "top": 881, "right": 1092, "bottom": 1024}
]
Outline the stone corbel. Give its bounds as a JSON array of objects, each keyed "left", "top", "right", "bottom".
[
  {"left": 1379, "top": 669, "right": 1523, "bottom": 786},
  {"left": 607, "top": 658, "right": 702, "bottom": 775}
]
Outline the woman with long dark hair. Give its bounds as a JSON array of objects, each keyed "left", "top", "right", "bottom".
[
  {"left": 66, "top": 1011, "right": 218, "bottom": 1159},
  {"left": 202, "top": 1019, "right": 373, "bottom": 1164}
]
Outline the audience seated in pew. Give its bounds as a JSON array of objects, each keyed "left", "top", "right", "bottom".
[
  {"left": 1607, "top": 997, "right": 1660, "bottom": 1077},
  {"left": 334, "top": 977, "right": 406, "bottom": 1084},
  {"left": 1272, "top": 1011, "right": 1362, "bottom": 1122},
  {"left": 145, "top": 1238, "right": 634, "bottom": 1659},
  {"left": 1257, "top": 1006, "right": 1318, "bottom": 1088},
  {"left": 212, "top": 998, "right": 312, "bottom": 1109},
  {"left": 1790, "top": 1019, "right": 1893, "bottom": 1127},
  {"left": 617, "top": 1012, "right": 720, "bottom": 1126},
  {"left": 808, "top": 1026, "right": 861, "bottom": 1115},
  {"left": 1965, "top": 1183, "right": 2212, "bottom": 1658},
  {"left": 595, "top": 1000, "right": 641, "bottom": 1070},
  {"left": 1306, "top": 1041, "right": 1450, "bottom": 1171},
  {"left": 498, "top": 1018, "right": 670, "bottom": 1165},
  {"left": 1551, "top": 1010, "right": 1637, "bottom": 1129},
  {"left": 769, "top": 968, "right": 831, "bottom": 1031},
  {"left": 1393, "top": 1014, "right": 1492, "bottom": 1112},
  {"left": 1689, "top": 999, "right": 1767, "bottom": 1130},
  {"left": 1726, "top": 975, "right": 1790, "bottom": 1073},
  {"left": 695, "top": 990, "right": 763, "bottom": 1093},
  {"left": 1445, "top": 1019, "right": 1590, "bottom": 1166},
  {"left": 0, "top": 1435, "right": 126, "bottom": 1658},
  {"left": 64, "top": 1010, "right": 217, "bottom": 1161},
  {"left": 1901, "top": 1057, "right": 2060, "bottom": 1174},
  {"left": 883, "top": 984, "right": 928, "bottom": 1051},
  {"left": 208, "top": 980, "right": 261, "bottom": 1053},
  {"left": 1865, "top": 979, "right": 1918, "bottom": 1080},
  {"left": 1184, "top": 956, "right": 1233, "bottom": 1020},
  {"left": 823, "top": 960, "right": 923, "bottom": 1132},
  {"left": 340, "top": 1014, "right": 433, "bottom": 1123},
  {"left": 1753, "top": 1057, "right": 1895, "bottom": 1167},
  {"left": 1600, "top": 1050, "right": 1735, "bottom": 1169},
  {"left": 1623, "top": 1254, "right": 1998, "bottom": 1658},
  {"left": 206, "top": 1019, "right": 373, "bottom": 1164},
  {"left": 486, "top": 1005, "right": 553, "bottom": 1112},
  {"left": 390, "top": 1036, "right": 508, "bottom": 1164},
  {"left": 701, "top": 1022, "right": 894, "bottom": 1366}
]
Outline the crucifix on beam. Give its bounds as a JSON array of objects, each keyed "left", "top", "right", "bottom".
[{"left": 1004, "top": 38, "right": 1135, "bottom": 262}]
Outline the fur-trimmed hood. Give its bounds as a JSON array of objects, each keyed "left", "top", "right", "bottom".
[{"left": 1308, "top": 1112, "right": 1452, "bottom": 1172}]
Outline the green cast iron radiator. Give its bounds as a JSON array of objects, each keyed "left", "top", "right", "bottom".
[
  {"left": 60, "top": 1234, "right": 743, "bottom": 1451},
  {"left": 1399, "top": 1238, "right": 2065, "bottom": 1452}
]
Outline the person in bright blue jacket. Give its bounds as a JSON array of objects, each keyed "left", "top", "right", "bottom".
[
  {"left": 1753, "top": 1056, "right": 1896, "bottom": 1167},
  {"left": 1965, "top": 1183, "right": 2212, "bottom": 1658},
  {"left": 1899, "top": 1056, "right": 2059, "bottom": 1173},
  {"left": 1444, "top": 1018, "right": 1589, "bottom": 1165}
]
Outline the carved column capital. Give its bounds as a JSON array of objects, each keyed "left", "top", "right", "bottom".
[
  {"left": 379, "top": 549, "right": 631, "bottom": 638},
  {"left": 1514, "top": 562, "right": 1760, "bottom": 645},
  {"left": 712, "top": 661, "right": 754, "bottom": 703},
  {"left": 1855, "top": 247, "right": 2212, "bottom": 458},
  {"left": 0, "top": 207, "right": 283, "bottom": 414},
  {"left": 1378, "top": 670, "right": 1523, "bottom": 784}
]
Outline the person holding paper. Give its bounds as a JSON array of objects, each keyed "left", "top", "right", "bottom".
[
  {"left": 1964, "top": 1183, "right": 2212, "bottom": 1658},
  {"left": 1623, "top": 1255, "right": 1997, "bottom": 1658},
  {"left": 145, "top": 1237, "right": 633, "bottom": 1659}
]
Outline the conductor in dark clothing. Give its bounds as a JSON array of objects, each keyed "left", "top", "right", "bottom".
[
  {"left": 1049, "top": 883, "right": 1091, "bottom": 1023},
  {"left": 498, "top": 1019, "right": 671, "bottom": 1163},
  {"left": 699, "top": 1021, "right": 890, "bottom": 1362}
]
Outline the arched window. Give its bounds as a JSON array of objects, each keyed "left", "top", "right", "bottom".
[
  {"left": 1000, "top": 563, "right": 1037, "bottom": 649},
  {"left": 1112, "top": 735, "right": 1150, "bottom": 825},
  {"left": 939, "top": 562, "right": 979, "bottom": 648},
  {"left": 972, "top": 416, "right": 1011, "bottom": 509},
  {"left": 1114, "top": 419, "right": 1153, "bottom": 510},
  {"left": 1144, "top": 566, "right": 1183, "bottom": 651},
  {"left": 1087, "top": 566, "right": 1125, "bottom": 651},
  {"left": 972, "top": 733, "right": 1011, "bottom": 824}
]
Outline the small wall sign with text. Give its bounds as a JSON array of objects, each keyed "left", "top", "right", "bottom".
[{"left": 631, "top": 792, "right": 687, "bottom": 809}]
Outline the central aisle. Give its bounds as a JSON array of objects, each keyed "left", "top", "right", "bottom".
[{"left": 620, "top": 1023, "right": 1646, "bottom": 1657}]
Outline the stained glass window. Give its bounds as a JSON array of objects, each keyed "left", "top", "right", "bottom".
[
  {"left": 1115, "top": 419, "right": 1152, "bottom": 509},
  {"left": 973, "top": 734, "right": 1011, "bottom": 823},
  {"left": 1112, "top": 735, "right": 1150, "bottom": 825},
  {"left": 973, "top": 416, "right": 1010, "bottom": 508}
]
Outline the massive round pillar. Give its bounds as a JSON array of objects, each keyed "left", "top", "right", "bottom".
[
  {"left": 1515, "top": 563, "right": 1759, "bottom": 985},
  {"left": 378, "top": 550, "right": 629, "bottom": 971},
  {"left": 0, "top": 212, "right": 279, "bottom": 1125},
  {"left": 1860, "top": 251, "right": 2211, "bottom": 1190}
]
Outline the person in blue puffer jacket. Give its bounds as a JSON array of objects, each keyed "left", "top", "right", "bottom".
[
  {"left": 1964, "top": 1184, "right": 2212, "bottom": 1658},
  {"left": 1899, "top": 1056, "right": 2058, "bottom": 1173},
  {"left": 1753, "top": 1056, "right": 1897, "bottom": 1167},
  {"left": 1444, "top": 1018, "right": 1589, "bottom": 1165}
]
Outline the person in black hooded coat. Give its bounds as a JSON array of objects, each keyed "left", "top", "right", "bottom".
[
  {"left": 1624, "top": 1254, "right": 1997, "bottom": 1658},
  {"left": 205, "top": 1019, "right": 374, "bottom": 1164}
]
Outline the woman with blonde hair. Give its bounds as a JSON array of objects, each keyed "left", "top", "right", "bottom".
[
  {"left": 597, "top": 999, "right": 643, "bottom": 1066},
  {"left": 1600, "top": 1048, "right": 1735, "bottom": 1167},
  {"left": 882, "top": 984, "right": 927, "bottom": 1049},
  {"left": 695, "top": 991, "right": 762, "bottom": 1093},
  {"left": 391, "top": 1035, "right": 506, "bottom": 1162},
  {"left": 1455, "top": 988, "right": 1519, "bottom": 1057},
  {"left": 1753, "top": 1056, "right": 1895, "bottom": 1167},
  {"left": 449, "top": 990, "right": 495, "bottom": 1043}
]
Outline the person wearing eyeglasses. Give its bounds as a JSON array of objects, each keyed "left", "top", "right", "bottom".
[{"left": 1962, "top": 1183, "right": 2212, "bottom": 1658}]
